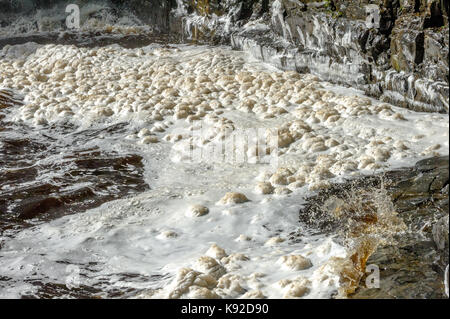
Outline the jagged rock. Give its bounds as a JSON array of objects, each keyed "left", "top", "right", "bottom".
[
  {"left": 390, "top": 14, "right": 425, "bottom": 73},
  {"left": 230, "top": 0, "right": 448, "bottom": 112},
  {"left": 1, "top": 1, "right": 447, "bottom": 112}
]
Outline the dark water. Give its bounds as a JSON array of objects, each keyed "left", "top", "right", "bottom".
[
  {"left": 0, "top": 85, "right": 157, "bottom": 298},
  {"left": 0, "top": 89, "right": 149, "bottom": 237}
]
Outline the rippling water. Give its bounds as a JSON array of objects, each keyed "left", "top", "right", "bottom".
[{"left": 0, "top": 90, "right": 149, "bottom": 232}]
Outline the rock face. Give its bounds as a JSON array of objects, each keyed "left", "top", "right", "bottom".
[
  {"left": 172, "top": 0, "right": 449, "bottom": 113},
  {"left": 117, "top": 0, "right": 177, "bottom": 32},
  {"left": 296, "top": 155, "right": 449, "bottom": 298},
  {"left": 2, "top": 1, "right": 447, "bottom": 112}
]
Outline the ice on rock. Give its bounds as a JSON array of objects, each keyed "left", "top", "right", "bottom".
[{"left": 279, "top": 255, "right": 313, "bottom": 271}]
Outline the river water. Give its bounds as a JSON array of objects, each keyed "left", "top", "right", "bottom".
[{"left": 0, "top": 2, "right": 448, "bottom": 299}]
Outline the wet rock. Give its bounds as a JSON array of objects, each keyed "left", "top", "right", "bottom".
[
  {"left": 390, "top": 14, "right": 425, "bottom": 73},
  {"left": 121, "top": 0, "right": 177, "bottom": 32},
  {"left": 433, "top": 215, "right": 449, "bottom": 251},
  {"left": 0, "top": 119, "right": 149, "bottom": 232},
  {"left": 297, "top": 156, "right": 449, "bottom": 298},
  {"left": 16, "top": 196, "right": 64, "bottom": 220},
  {"left": 415, "top": 155, "right": 449, "bottom": 171},
  {"left": 169, "top": 0, "right": 448, "bottom": 112}
]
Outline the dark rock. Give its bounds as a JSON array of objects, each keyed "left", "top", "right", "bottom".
[
  {"left": 296, "top": 156, "right": 449, "bottom": 298},
  {"left": 17, "top": 196, "right": 64, "bottom": 220},
  {"left": 1, "top": 1, "right": 447, "bottom": 111},
  {"left": 433, "top": 215, "right": 449, "bottom": 251},
  {"left": 390, "top": 14, "right": 425, "bottom": 73},
  {"left": 0, "top": 118, "right": 149, "bottom": 233},
  {"left": 119, "top": 0, "right": 177, "bottom": 32},
  {"left": 415, "top": 155, "right": 449, "bottom": 171},
  {"left": 172, "top": 0, "right": 448, "bottom": 112}
]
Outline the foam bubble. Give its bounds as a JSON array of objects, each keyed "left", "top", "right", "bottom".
[{"left": 278, "top": 255, "right": 313, "bottom": 271}]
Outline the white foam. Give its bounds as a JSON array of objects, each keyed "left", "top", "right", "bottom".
[{"left": 0, "top": 43, "right": 448, "bottom": 299}]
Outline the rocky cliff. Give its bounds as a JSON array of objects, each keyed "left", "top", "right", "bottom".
[
  {"left": 169, "top": 0, "right": 449, "bottom": 113},
  {"left": 0, "top": 0, "right": 448, "bottom": 113}
]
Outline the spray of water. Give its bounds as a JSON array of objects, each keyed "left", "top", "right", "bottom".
[{"left": 303, "top": 178, "right": 407, "bottom": 296}]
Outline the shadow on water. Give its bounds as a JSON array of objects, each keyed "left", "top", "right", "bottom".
[
  {"left": 0, "top": 90, "right": 149, "bottom": 235},
  {"left": 0, "top": 85, "right": 156, "bottom": 298}
]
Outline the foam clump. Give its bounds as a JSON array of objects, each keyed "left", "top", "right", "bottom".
[
  {"left": 2, "top": 44, "right": 444, "bottom": 187},
  {"left": 265, "top": 237, "right": 285, "bottom": 246},
  {"left": 235, "top": 234, "right": 252, "bottom": 242},
  {"left": 157, "top": 230, "right": 178, "bottom": 239},
  {"left": 140, "top": 136, "right": 158, "bottom": 144},
  {"left": 2, "top": 43, "right": 448, "bottom": 300},
  {"left": 194, "top": 256, "right": 227, "bottom": 279},
  {"left": 221, "top": 253, "right": 250, "bottom": 271},
  {"left": 277, "top": 277, "right": 311, "bottom": 298},
  {"left": 167, "top": 267, "right": 218, "bottom": 299},
  {"left": 216, "top": 274, "right": 246, "bottom": 296},
  {"left": 255, "top": 182, "right": 274, "bottom": 195},
  {"left": 278, "top": 255, "right": 313, "bottom": 271},
  {"left": 240, "top": 290, "right": 266, "bottom": 299},
  {"left": 274, "top": 187, "right": 292, "bottom": 195},
  {"left": 217, "top": 192, "right": 249, "bottom": 205},
  {"left": 187, "top": 204, "right": 209, "bottom": 217},
  {"left": 206, "top": 244, "right": 227, "bottom": 259},
  {"left": 186, "top": 286, "right": 220, "bottom": 299}
]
